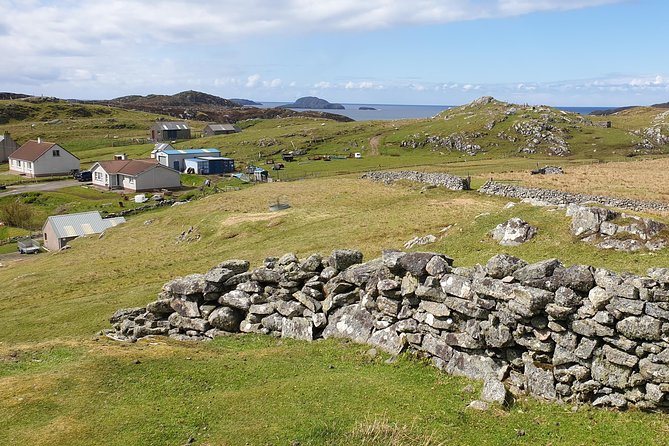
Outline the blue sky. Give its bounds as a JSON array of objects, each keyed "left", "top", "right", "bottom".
[{"left": 0, "top": 0, "right": 667, "bottom": 106}]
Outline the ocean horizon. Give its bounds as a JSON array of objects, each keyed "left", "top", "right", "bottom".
[{"left": 254, "top": 101, "right": 615, "bottom": 121}]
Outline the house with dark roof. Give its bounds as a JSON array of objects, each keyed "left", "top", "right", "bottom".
[
  {"left": 202, "top": 123, "right": 241, "bottom": 136},
  {"left": 0, "top": 132, "right": 19, "bottom": 163},
  {"left": 150, "top": 122, "right": 191, "bottom": 141},
  {"left": 90, "top": 158, "right": 181, "bottom": 191},
  {"left": 42, "top": 211, "right": 125, "bottom": 251},
  {"left": 9, "top": 139, "right": 79, "bottom": 177}
]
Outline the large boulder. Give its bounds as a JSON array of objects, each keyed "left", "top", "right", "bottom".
[
  {"left": 322, "top": 304, "right": 374, "bottom": 343},
  {"left": 208, "top": 306, "right": 243, "bottom": 331},
  {"left": 492, "top": 218, "right": 537, "bottom": 246}
]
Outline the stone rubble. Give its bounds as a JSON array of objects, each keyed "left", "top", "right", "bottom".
[
  {"left": 479, "top": 181, "right": 669, "bottom": 213},
  {"left": 362, "top": 171, "right": 471, "bottom": 191},
  {"left": 107, "top": 248, "right": 669, "bottom": 410}
]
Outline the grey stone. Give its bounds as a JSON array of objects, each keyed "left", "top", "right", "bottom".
[
  {"left": 606, "top": 297, "right": 645, "bottom": 317},
  {"left": 260, "top": 313, "right": 284, "bottom": 332},
  {"left": 170, "top": 299, "right": 201, "bottom": 318},
  {"left": 425, "top": 255, "right": 452, "bottom": 277},
  {"left": 592, "top": 393, "right": 627, "bottom": 409},
  {"left": 513, "top": 258, "right": 561, "bottom": 282},
  {"left": 400, "top": 273, "right": 419, "bottom": 296},
  {"left": 639, "top": 358, "right": 669, "bottom": 384},
  {"left": 322, "top": 304, "right": 374, "bottom": 344},
  {"left": 421, "top": 333, "right": 454, "bottom": 360},
  {"left": 218, "top": 290, "right": 251, "bottom": 311},
  {"left": 570, "top": 206, "right": 617, "bottom": 238},
  {"left": 441, "top": 274, "right": 474, "bottom": 298},
  {"left": 603, "top": 344, "right": 638, "bottom": 368},
  {"left": 330, "top": 249, "right": 363, "bottom": 271},
  {"left": 322, "top": 290, "right": 360, "bottom": 313},
  {"left": 419, "top": 300, "right": 451, "bottom": 317},
  {"left": 163, "top": 274, "right": 207, "bottom": 295},
  {"left": 524, "top": 360, "right": 557, "bottom": 400},
  {"left": 591, "top": 353, "right": 632, "bottom": 389},
  {"left": 486, "top": 253, "right": 528, "bottom": 279},
  {"left": 339, "top": 259, "right": 383, "bottom": 286},
  {"left": 368, "top": 326, "right": 404, "bottom": 355},
  {"left": 492, "top": 218, "right": 538, "bottom": 246},
  {"left": 300, "top": 253, "right": 323, "bottom": 272},
  {"left": 400, "top": 252, "right": 448, "bottom": 277},
  {"left": 217, "top": 259, "right": 250, "bottom": 275},
  {"left": 204, "top": 267, "right": 235, "bottom": 284},
  {"left": 645, "top": 302, "right": 669, "bottom": 321},
  {"left": 207, "top": 306, "right": 242, "bottom": 331},
  {"left": 248, "top": 302, "right": 275, "bottom": 315},
  {"left": 481, "top": 378, "right": 507, "bottom": 404},
  {"left": 575, "top": 337, "right": 598, "bottom": 359},
  {"left": 445, "top": 350, "right": 501, "bottom": 380},
  {"left": 146, "top": 299, "right": 174, "bottom": 316},
  {"left": 251, "top": 268, "right": 282, "bottom": 283},
  {"left": 293, "top": 291, "right": 322, "bottom": 313},
  {"left": 617, "top": 316, "right": 663, "bottom": 341},
  {"left": 572, "top": 319, "right": 614, "bottom": 337},
  {"left": 588, "top": 287, "right": 612, "bottom": 310},
  {"left": 276, "top": 301, "right": 305, "bottom": 318},
  {"left": 553, "top": 265, "right": 594, "bottom": 293},
  {"left": 281, "top": 317, "right": 313, "bottom": 341},
  {"left": 467, "top": 400, "right": 490, "bottom": 411}
]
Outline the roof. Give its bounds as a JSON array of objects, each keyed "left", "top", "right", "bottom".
[
  {"left": 44, "top": 211, "right": 125, "bottom": 240},
  {"left": 158, "top": 148, "right": 221, "bottom": 156},
  {"left": 9, "top": 140, "right": 61, "bottom": 162},
  {"left": 94, "top": 159, "right": 161, "bottom": 176},
  {"left": 205, "top": 124, "right": 239, "bottom": 132},
  {"left": 184, "top": 158, "right": 209, "bottom": 164},
  {"left": 152, "top": 143, "right": 174, "bottom": 153},
  {"left": 153, "top": 122, "right": 190, "bottom": 131},
  {"left": 196, "top": 156, "right": 233, "bottom": 161}
]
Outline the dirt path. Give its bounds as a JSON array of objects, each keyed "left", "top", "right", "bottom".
[{"left": 368, "top": 135, "right": 381, "bottom": 156}]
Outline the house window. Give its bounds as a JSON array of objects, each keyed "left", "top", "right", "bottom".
[
  {"left": 128, "top": 177, "right": 134, "bottom": 183},
  {"left": 44, "top": 233, "right": 48, "bottom": 240},
  {"left": 14, "top": 160, "right": 21, "bottom": 167},
  {"left": 94, "top": 172, "right": 103, "bottom": 181},
  {"left": 52, "top": 149, "right": 60, "bottom": 157}
]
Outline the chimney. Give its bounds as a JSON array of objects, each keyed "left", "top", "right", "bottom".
[{"left": 37, "top": 137, "right": 42, "bottom": 144}]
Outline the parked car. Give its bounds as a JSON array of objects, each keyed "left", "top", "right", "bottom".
[
  {"left": 17, "top": 238, "right": 40, "bottom": 254},
  {"left": 76, "top": 171, "right": 92, "bottom": 182}
]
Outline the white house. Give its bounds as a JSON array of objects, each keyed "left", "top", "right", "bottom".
[
  {"left": 90, "top": 159, "right": 181, "bottom": 191},
  {"left": 153, "top": 148, "right": 221, "bottom": 172},
  {"left": 9, "top": 139, "right": 79, "bottom": 177},
  {"left": 150, "top": 143, "right": 175, "bottom": 159},
  {"left": 42, "top": 211, "right": 125, "bottom": 251}
]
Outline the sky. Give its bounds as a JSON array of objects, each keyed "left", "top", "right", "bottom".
[{"left": 0, "top": 0, "right": 667, "bottom": 106}]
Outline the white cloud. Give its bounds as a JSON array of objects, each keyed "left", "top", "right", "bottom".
[
  {"left": 246, "top": 74, "right": 261, "bottom": 88},
  {"left": 315, "top": 81, "right": 332, "bottom": 89}
]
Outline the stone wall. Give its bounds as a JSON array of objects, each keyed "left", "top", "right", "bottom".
[
  {"left": 107, "top": 249, "right": 669, "bottom": 410},
  {"left": 479, "top": 180, "right": 669, "bottom": 213},
  {"left": 361, "top": 171, "right": 470, "bottom": 190}
]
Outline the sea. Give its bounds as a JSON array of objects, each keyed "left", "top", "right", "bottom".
[{"left": 255, "top": 102, "right": 613, "bottom": 121}]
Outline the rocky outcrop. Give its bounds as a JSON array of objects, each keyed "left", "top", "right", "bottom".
[
  {"left": 492, "top": 218, "right": 537, "bottom": 246},
  {"left": 362, "top": 171, "right": 470, "bottom": 190},
  {"left": 567, "top": 204, "right": 667, "bottom": 252},
  {"left": 108, "top": 248, "right": 669, "bottom": 410},
  {"left": 479, "top": 181, "right": 669, "bottom": 213}
]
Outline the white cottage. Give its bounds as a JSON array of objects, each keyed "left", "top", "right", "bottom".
[
  {"left": 90, "top": 159, "right": 181, "bottom": 191},
  {"left": 42, "top": 211, "right": 125, "bottom": 251},
  {"left": 9, "top": 139, "right": 79, "bottom": 177}
]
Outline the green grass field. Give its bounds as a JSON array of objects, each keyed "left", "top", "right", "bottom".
[{"left": 2, "top": 98, "right": 669, "bottom": 445}]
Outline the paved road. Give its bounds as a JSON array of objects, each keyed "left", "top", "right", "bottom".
[{"left": 0, "top": 179, "right": 81, "bottom": 198}]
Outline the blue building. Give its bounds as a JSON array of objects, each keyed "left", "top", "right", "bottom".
[{"left": 153, "top": 148, "right": 221, "bottom": 172}]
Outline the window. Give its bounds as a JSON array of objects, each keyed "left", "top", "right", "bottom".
[
  {"left": 52, "top": 149, "right": 60, "bottom": 157},
  {"left": 44, "top": 233, "right": 48, "bottom": 240},
  {"left": 94, "top": 172, "right": 103, "bottom": 181}
]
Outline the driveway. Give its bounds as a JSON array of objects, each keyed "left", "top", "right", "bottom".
[{"left": 0, "top": 179, "right": 80, "bottom": 198}]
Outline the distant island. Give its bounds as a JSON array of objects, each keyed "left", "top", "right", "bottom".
[
  {"left": 230, "top": 98, "right": 262, "bottom": 106},
  {"left": 358, "top": 106, "right": 377, "bottom": 111},
  {"left": 277, "top": 96, "right": 345, "bottom": 110}
]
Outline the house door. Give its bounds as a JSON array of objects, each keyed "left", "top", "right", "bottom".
[{"left": 173, "top": 161, "right": 180, "bottom": 171}]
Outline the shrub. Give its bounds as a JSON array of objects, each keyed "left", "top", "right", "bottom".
[{"left": 0, "top": 198, "right": 36, "bottom": 229}]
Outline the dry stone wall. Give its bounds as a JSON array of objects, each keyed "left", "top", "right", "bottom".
[
  {"left": 479, "top": 180, "right": 669, "bottom": 213},
  {"left": 362, "top": 171, "right": 470, "bottom": 190},
  {"left": 108, "top": 249, "right": 669, "bottom": 410}
]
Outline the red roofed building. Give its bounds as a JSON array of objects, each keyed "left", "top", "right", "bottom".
[
  {"left": 90, "top": 158, "right": 181, "bottom": 191},
  {"left": 9, "top": 139, "right": 79, "bottom": 177}
]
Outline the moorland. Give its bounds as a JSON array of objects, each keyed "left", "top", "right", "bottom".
[{"left": 1, "top": 92, "right": 669, "bottom": 445}]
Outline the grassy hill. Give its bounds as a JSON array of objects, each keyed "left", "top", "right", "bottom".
[
  {"left": 2, "top": 96, "right": 669, "bottom": 444},
  {"left": 3, "top": 171, "right": 669, "bottom": 444}
]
